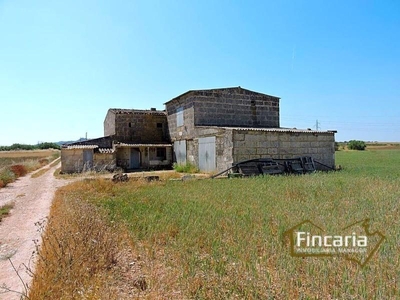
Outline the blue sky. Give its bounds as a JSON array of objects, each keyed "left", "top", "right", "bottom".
[{"left": 0, "top": 0, "right": 399, "bottom": 145}]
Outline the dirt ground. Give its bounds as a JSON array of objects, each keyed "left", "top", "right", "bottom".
[{"left": 0, "top": 161, "right": 71, "bottom": 299}]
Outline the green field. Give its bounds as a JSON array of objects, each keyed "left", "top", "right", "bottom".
[{"left": 30, "top": 149, "right": 400, "bottom": 299}]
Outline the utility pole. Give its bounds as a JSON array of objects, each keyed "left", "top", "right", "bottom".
[{"left": 315, "top": 120, "right": 320, "bottom": 130}]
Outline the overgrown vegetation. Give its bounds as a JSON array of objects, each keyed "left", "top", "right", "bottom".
[
  {"left": 9, "top": 165, "right": 28, "bottom": 178},
  {"left": 173, "top": 162, "right": 200, "bottom": 173},
  {"left": 0, "top": 169, "right": 16, "bottom": 187},
  {"left": 29, "top": 149, "right": 400, "bottom": 299},
  {"left": 0, "top": 142, "right": 60, "bottom": 151},
  {"left": 0, "top": 203, "right": 14, "bottom": 222},
  {"left": 29, "top": 187, "right": 123, "bottom": 299},
  {"left": 347, "top": 140, "right": 367, "bottom": 150},
  {"left": 0, "top": 150, "right": 60, "bottom": 189}
]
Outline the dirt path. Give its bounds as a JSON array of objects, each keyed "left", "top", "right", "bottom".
[{"left": 0, "top": 161, "right": 71, "bottom": 299}]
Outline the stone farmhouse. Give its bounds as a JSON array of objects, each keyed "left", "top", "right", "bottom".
[{"left": 61, "top": 87, "right": 336, "bottom": 173}]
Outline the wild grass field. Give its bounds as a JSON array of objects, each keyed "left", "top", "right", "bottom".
[
  {"left": 30, "top": 149, "right": 400, "bottom": 299},
  {"left": 0, "top": 150, "right": 60, "bottom": 188},
  {"left": 0, "top": 149, "right": 59, "bottom": 166}
]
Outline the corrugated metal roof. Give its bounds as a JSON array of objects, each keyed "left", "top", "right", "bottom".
[
  {"left": 108, "top": 108, "right": 166, "bottom": 116},
  {"left": 115, "top": 143, "right": 172, "bottom": 148},
  {"left": 206, "top": 126, "right": 337, "bottom": 134},
  {"left": 64, "top": 145, "right": 98, "bottom": 150},
  {"left": 98, "top": 148, "right": 115, "bottom": 153}
]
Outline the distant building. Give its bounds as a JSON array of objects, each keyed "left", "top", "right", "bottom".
[{"left": 61, "top": 87, "right": 336, "bottom": 173}]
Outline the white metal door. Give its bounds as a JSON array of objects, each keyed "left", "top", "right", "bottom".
[
  {"left": 198, "top": 136, "right": 216, "bottom": 172},
  {"left": 174, "top": 140, "right": 186, "bottom": 165}
]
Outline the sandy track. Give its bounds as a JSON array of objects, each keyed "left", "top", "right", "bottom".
[{"left": 0, "top": 161, "right": 71, "bottom": 299}]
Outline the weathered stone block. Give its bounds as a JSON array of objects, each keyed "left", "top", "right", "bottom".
[
  {"left": 279, "top": 134, "right": 289, "bottom": 142},
  {"left": 268, "top": 148, "right": 278, "bottom": 155}
]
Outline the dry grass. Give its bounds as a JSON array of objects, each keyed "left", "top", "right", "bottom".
[
  {"left": 0, "top": 150, "right": 60, "bottom": 189},
  {"left": 29, "top": 150, "right": 400, "bottom": 299},
  {"left": 31, "top": 168, "right": 50, "bottom": 179},
  {"left": 49, "top": 158, "right": 60, "bottom": 168},
  {"left": 31, "top": 158, "right": 61, "bottom": 178},
  {"left": 366, "top": 144, "right": 400, "bottom": 150},
  {"left": 0, "top": 149, "right": 58, "bottom": 159},
  {"left": 29, "top": 183, "right": 124, "bottom": 299}
]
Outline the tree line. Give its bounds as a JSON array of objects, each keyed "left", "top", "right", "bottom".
[{"left": 0, "top": 142, "right": 61, "bottom": 151}]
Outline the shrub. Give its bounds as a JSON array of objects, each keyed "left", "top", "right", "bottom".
[
  {"left": 173, "top": 162, "right": 199, "bottom": 173},
  {"left": 0, "top": 168, "right": 16, "bottom": 185},
  {"left": 10, "top": 164, "right": 28, "bottom": 178},
  {"left": 0, "top": 179, "right": 4, "bottom": 188},
  {"left": 347, "top": 140, "right": 367, "bottom": 151}
]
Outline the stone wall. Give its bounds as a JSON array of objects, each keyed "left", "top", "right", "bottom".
[
  {"left": 182, "top": 128, "right": 335, "bottom": 172},
  {"left": 104, "top": 109, "right": 169, "bottom": 144},
  {"left": 93, "top": 153, "right": 116, "bottom": 171},
  {"left": 166, "top": 87, "right": 280, "bottom": 142},
  {"left": 104, "top": 110, "right": 116, "bottom": 136},
  {"left": 166, "top": 98, "right": 195, "bottom": 141},
  {"left": 114, "top": 113, "right": 168, "bottom": 143},
  {"left": 193, "top": 89, "right": 279, "bottom": 128},
  {"left": 184, "top": 127, "right": 233, "bottom": 173},
  {"left": 232, "top": 129, "right": 335, "bottom": 170},
  {"left": 115, "top": 147, "right": 172, "bottom": 169},
  {"left": 61, "top": 149, "right": 117, "bottom": 173},
  {"left": 116, "top": 147, "right": 130, "bottom": 169},
  {"left": 61, "top": 149, "right": 86, "bottom": 173}
]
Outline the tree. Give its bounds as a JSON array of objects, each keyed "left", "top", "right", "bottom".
[{"left": 347, "top": 140, "right": 366, "bottom": 150}]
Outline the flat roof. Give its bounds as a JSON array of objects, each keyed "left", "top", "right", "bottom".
[
  {"left": 108, "top": 108, "right": 166, "bottom": 116},
  {"left": 164, "top": 86, "right": 280, "bottom": 105}
]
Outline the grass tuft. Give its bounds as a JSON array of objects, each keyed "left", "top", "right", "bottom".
[
  {"left": 0, "top": 203, "right": 14, "bottom": 222},
  {"left": 173, "top": 162, "right": 199, "bottom": 173}
]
